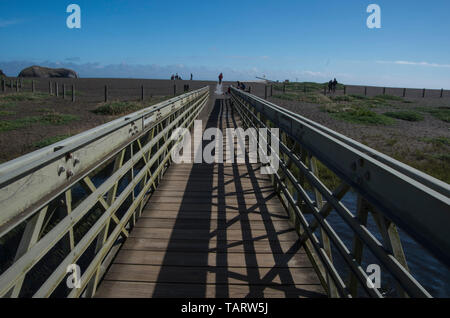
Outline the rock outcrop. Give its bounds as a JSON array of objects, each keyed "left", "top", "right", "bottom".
[{"left": 18, "top": 66, "right": 78, "bottom": 78}]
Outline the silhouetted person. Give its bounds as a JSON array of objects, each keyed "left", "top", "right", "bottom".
[
  {"left": 190, "top": 73, "right": 193, "bottom": 81},
  {"left": 237, "top": 81, "right": 246, "bottom": 90},
  {"left": 328, "top": 80, "right": 333, "bottom": 93},
  {"left": 171, "top": 74, "right": 174, "bottom": 80},
  {"left": 218, "top": 73, "right": 223, "bottom": 84},
  {"left": 333, "top": 78, "right": 337, "bottom": 93}
]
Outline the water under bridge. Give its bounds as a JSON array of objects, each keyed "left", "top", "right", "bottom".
[{"left": 0, "top": 86, "right": 448, "bottom": 298}]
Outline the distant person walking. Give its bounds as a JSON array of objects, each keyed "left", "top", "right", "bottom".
[
  {"left": 190, "top": 73, "right": 193, "bottom": 81},
  {"left": 332, "top": 78, "right": 338, "bottom": 93},
  {"left": 218, "top": 73, "right": 223, "bottom": 84},
  {"left": 328, "top": 80, "right": 333, "bottom": 93}
]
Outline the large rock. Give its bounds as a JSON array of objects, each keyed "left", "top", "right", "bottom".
[
  {"left": 0, "top": 70, "right": 5, "bottom": 77},
  {"left": 18, "top": 66, "right": 78, "bottom": 78}
]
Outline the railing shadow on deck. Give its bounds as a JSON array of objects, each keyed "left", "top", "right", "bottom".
[
  {"left": 151, "top": 99, "right": 222, "bottom": 297},
  {"left": 151, "top": 98, "right": 324, "bottom": 298},
  {"left": 226, "top": 102, "right": 324, "bottom": 298}
]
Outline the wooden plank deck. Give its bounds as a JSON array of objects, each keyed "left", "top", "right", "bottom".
[{"left": 95, "top": 96, "right": 325, "bottom": 298}]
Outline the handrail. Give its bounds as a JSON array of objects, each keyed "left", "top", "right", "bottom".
[
  {"left": 0, "top": 87, "right": 209, "bottom": 297},
  {"left": 0, "top": 87, "right": 209, "bottom": 186},
  {"left": 231, "top": 86, "right": 450, "bottom": 297},
  {"left": 0, "top": 87, "right": 208, "bottom": 235},
  {"left": 242, "top": 92, "right": 450, "bottom": 197}
]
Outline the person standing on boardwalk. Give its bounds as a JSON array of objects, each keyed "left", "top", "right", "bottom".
[
  {"left": 218, "top": 73, "right": 223, "bottom": 84},
  {"left": 333, "top": 78, "right": 338, "bottom": 93}
]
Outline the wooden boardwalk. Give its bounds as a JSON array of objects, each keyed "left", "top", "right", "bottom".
[{"left": 95, "top": 97, "right": 325, "bottom": 298}]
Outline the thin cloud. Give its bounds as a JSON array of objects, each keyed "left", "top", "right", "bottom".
[
  {"left": 0, "top": 60, "right": 354, "bottom": 83},
  {"left": 303, "top": 71, "right": 327, "bottom": 78},
  {"left": 226, "top": 55, "right": 270, "bottom": 60},
  {"left": 377, "top": 60, "right": 450, "bottom": 68},
  {"left": 0, "top": 18, "right": 23, "bottom": 28},
  {"left": 65, "top": 57, "right": 81, "bottom": 62},
  {"left": 1, "top": 59, "right": 447, "bottom": 88}
]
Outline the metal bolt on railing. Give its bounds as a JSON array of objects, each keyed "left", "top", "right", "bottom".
[{"left": 57, "top": 166, "right": 66, "bottom": 176}]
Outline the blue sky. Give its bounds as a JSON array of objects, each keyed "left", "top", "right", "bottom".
[{"left": 1, "top": 0, "right": 449, "bottom": 88}]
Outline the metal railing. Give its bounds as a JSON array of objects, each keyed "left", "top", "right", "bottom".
[
  {"left": 0, "top": 87, "right": 209, "bottom": 297},
  {"left": 230, "top": 87, "right": 450, "bottom": 298}
]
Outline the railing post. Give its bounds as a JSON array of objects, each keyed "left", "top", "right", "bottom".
[
  {"left": 49, "top": 81, "right": 52, "bottom": 95},
  {"left": 10, "top": 79, "right": 13, "bottom": 91},
  {"left": 383, "top": 87, "right": 386, "bottom": 95},
  {"left": 83, "top": 147, "right": 126, "bottom": 298},
  {"left": 72, "top": 84, "right": 75, "bottom": 102},
  {"left": 343, "top": 86, "right": 346, "bottom": 95},
  {"left": 173, "top": 84, "right": 176, "bottom": 96},
  {"left": 370, "top": 206, "right": 410, "bottom": 297},
  {"left": 270, "top": 84, "right": 273, "bottom": 97},
  {"left": 264, "top": 85, "right": 267, "bottom": 99},
  {"left": 7, "top": 206, "right": 47, "bottom": 297},
  {"left": 104, "top": 85, "right": 108, "bottom": 102},
  {"left": 141, "top": 85, "right": 144, "bottom": 101},
  {"left": 364, "top": 86, "right": 367, "bottom": 96},
  {"left": 348, "top": 196, "right": 369, "bottom": 297},
  {"left": 283, "top": 84, "right": 286, "bottom": 93},
  {"left": 16, "top": 79, "right": 19, "bottom": 92},
  {"left": 440, "top": 88, "right": 444, "bottom": 98},
  {"left": 248, "top": 86, "right": 251, "bottom": 94},
  {"left": 422, "top": 88, "right": 426, "bottom": 98},
  {"left": 309, "top": 155, "right": 339, "bottom": 298},
  {"left": 62, "top": 84, "right": 66, "bottom": 99},
  {"left": 55, "top": 82, "right": 59, "bottom": 97},
  {"left": 403, "top": 88, "right": 406, "bottom": 97},
  {"left": 32, "top": 80, "right": 35, "bottom": 93},
  {"left": 20, "top": 78, "right": 23, "bottom": 88}
]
